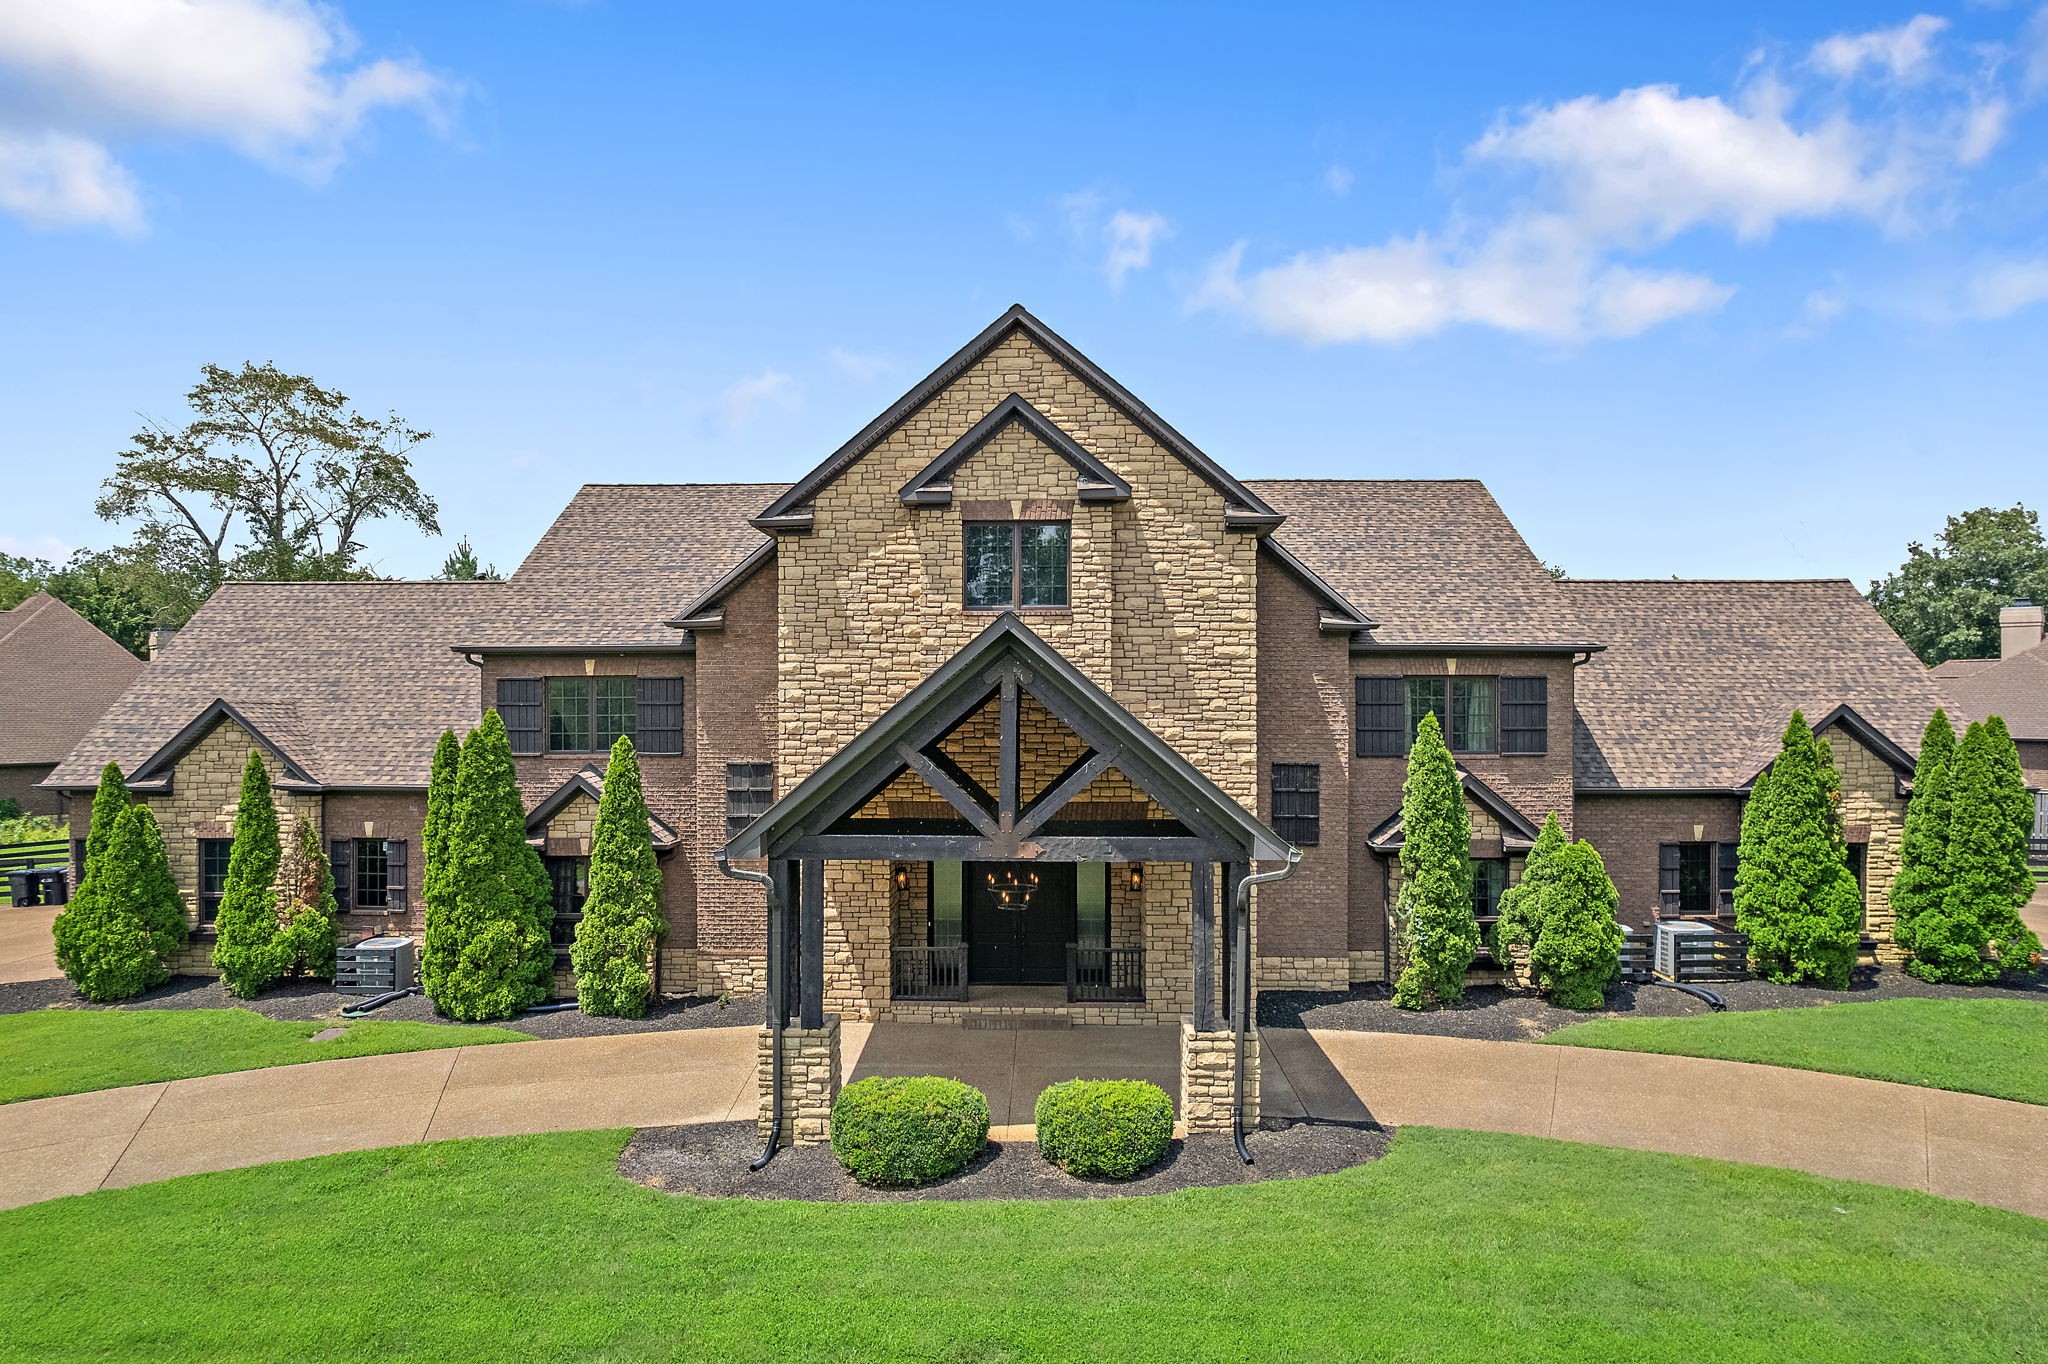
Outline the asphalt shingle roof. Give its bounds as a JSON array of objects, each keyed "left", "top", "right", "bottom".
[
  {"left": 0, "top": 594, "right": 145, "bottom": 768},
  {"left": 1937, "top": 640, "right": 2048, "bottom": 742},
  {"left": 44, "top": 581, "right": 511, "bottom": 790},
  {"left": 1248, "top": 480, "right": 1594, "bottom": 649},
  {"left": 1566, "top": 579, "right": 1948, "bottom": 790}
]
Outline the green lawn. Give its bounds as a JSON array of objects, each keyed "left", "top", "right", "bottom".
[
  {"left": 0, "top": 1008, "right": 527, "bottom": 1104},
  {"left": 1546, "top": 996, "right": 2048, "bottom": 1105},
  {"left": 0, "top": 1127, "right": 2039, "bottom": 1362}
]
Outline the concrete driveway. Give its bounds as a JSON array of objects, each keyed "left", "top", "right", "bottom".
[{"left": 0, "top": 905, "right": 61, "bottom": 984}]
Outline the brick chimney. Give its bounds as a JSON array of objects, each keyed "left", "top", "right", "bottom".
[{"left": 2001, "top": 600, "right": 2046, "bottom": 659}]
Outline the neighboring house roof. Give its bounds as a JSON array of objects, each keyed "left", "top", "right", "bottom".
[
  {"left": 0, "top": 593, "right": 145, "bottom": 768},
  {"left": 44, "top": 581, "right": 510, "bottom": 790},
  {"left": 752, "top": 305, "right": 1280, "bottom": 533},
  {"left": 1938, "top": 639, "right": 2048, "bottom": 742},
  {"left": 1931, "top": 657, "right": 2000, "bottom": 679},
  {"left": 1567, "top": 579, "right": 1948, "bottom": 791},
  {"left": 1248, "top": 480, "right": 1597, "bottom": 650},
  {"left": 462, "top": 483, "right": 786, "bottom": 651}
]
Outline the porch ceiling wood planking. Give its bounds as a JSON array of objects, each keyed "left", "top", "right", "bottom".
[{"left": 720, "top": 612, "right": 1292, "bottom": 866}]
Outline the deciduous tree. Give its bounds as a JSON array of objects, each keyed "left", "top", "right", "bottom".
[{"left": 1869, "top": 505, "right": 2048, "bottom": 665}]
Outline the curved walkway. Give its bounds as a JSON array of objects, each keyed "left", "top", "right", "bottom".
[{"left": 1, "top": 1022, "right": 2043, "bottom": 1219}]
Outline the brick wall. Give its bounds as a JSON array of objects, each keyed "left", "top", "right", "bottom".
[
  {"left": 1253, "top": 558, "right": 1351, "bottom": 987},
  {"left": 480, "top": 652, "right": 698, "bottom": 991},
  {"left": 0, "top": 764, "right": 59, "bottom": 816},
  {"left": 692, "top": 559, "right": 779, "bottom": 994},
  {"left": 324, "top": 790, "right": 429, "bottom": 937},
  {"left": 1574, "top": 793, "right": 1743, "bottom": 929}
]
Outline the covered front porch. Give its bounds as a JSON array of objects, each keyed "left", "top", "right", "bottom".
[{"left": 719, "top": 614, "right": 1296, "bottom": 1152}]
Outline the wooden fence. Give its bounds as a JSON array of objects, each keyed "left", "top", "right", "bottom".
[{"left": 0, "top": 839, "right": 71, "bottom": 907}]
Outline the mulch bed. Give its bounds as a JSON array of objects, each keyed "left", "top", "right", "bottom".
[
  {"left": 0, "top": 974, "right": 764, "bottom": 1039},
  {"left": 619, "top": 1118, "right": 1391, "bottom": 1202},
  {"left": 1260, "top": 963, "right": 2047, "bottom": 1041}
]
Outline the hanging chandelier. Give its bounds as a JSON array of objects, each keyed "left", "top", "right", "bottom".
[{"left": 984, "top": 866, "right": 1040, "bottom": 911}]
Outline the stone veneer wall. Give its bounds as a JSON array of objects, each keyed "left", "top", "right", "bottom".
[
  {"left": 758, "top": 1017, "right": 841, "bottom": 1145},
  {"left": 1180, "top": 1023, "right": 1258, "bottom": 1132},
  {"left": 776, "top": 330, "right": 1259, "bottom": 1022},
  {"left": 134, "top": 718, "right": 322, "bottom": 975},
  {"left": 1826, "top": 729, "right": 1909, "bottom": 963}
]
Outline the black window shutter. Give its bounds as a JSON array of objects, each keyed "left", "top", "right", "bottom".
[
  {"left": 498, "top": 677, "right": 544, "bottom": 755},
  {"left": 330, "top": 839, "right": 352, "bottom": 912},
  {"left": 1354, "top": 677, "right": 1405, "bottom": 757},
  {"left": 1716, "top": 842, "right": 1739, "bottom": 911},
  {"left": 1500, "top": 676, "right": 1549, "bottom": 755},
  {"left": 1657, "top": 843, "right": 1680, "bottom": 914},
  {"left": 636, "top": 677, "right": 684, "bottom": 755},
  {"left": 1270, "top": 763, "right": 1321, "bottom": 846},
  {"left": 386, "top": 840, "right": 409, "bottom": 913}
]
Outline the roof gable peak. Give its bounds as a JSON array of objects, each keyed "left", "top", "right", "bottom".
[{"left": 899, "top": 393, "right": 1131, "bottom": 508}]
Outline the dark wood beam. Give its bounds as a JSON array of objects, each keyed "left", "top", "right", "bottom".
[
  {"left": 782, "top": 832, "right": 1235, "bottom": 862},
  {"left": 1191, "top": 859, "right": 1217, "bottom": 1032},
  {"left": 998, "top": 674, "right": 1020, "bottom": 830},
  {"left": 799, "top": 857, "right": 825, "bottom": 1030},
  {"left": 1221, "top": 862, "right": 1245, "bottom": 1020},
  {"left": 769, "top": 859, "right": 797, "bottom": 1028},
  {"left": 895, "top": 744, "right": 998, "bottom": 837},
  {"left": 1015, "top": 749, "right": 1116, "bottom": 839}
]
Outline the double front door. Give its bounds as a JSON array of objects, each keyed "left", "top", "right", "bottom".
[{"left": 965, "top": 861, "right": 1077, "bottom": 985}]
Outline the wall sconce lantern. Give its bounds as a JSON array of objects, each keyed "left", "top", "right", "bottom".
[
  {"left": 893, "top": 865, "right": 909, "bottom": 891},
  {"left": 1129, "top": 863, "right": 1144, "bottom": 893}
]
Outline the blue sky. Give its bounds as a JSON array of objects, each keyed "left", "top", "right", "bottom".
[{"left": 1, "top": 1, "right": 2044, "bottom": 586}]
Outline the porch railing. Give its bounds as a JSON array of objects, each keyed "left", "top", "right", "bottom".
[
  {"left": 892, "top": 944, "right": 969, "bottom": 1001},
  {"left": 1067, "top": 945, "right": 1144, "bottom": 1003}
]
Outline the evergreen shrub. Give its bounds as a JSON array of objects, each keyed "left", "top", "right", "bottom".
[
  {"left": 572, "top": 736, "right": 665, "bottom": 1017},
  {"left": 51, "top": 803, "right": 186, "bottom": 1001},
  {"left": 1033, "top": 1078, "right": 1174, "bottom": 1178},
  {"left": 1392, "top": 712, "right": 1479, "bottom": 1010},
  {"left": 210, "top": 751, "right": 290, "bottom": 996},
  {"left": 277, "top": 822, "right": 339, "bottom": 981},
  {"left": 1890, "top": 709, "right": 1956, "bottom": 962},
  {"left": 1527, "top": 840, "right": 1624, "bottom": 1010},
  {"left": 1734, "top": 714, "right": 1862, "bottom": 988},
  {"left": 418, "top": 729, "right": 461, "bottom": 1003},
  {"left": 1493, "top": 812, "right": 1568, "bottom": 956},
  {"left": 1912, "top": 718, "right": 2043, "bottom": 983},
  {"left": 830, "top": 1076, "right": 990, "bottom": 1186}
]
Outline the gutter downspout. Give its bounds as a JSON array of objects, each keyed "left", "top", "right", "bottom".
[
  {"left": 1231, "top": 847, "right": 1302, "bottom": 1165},
  {"left": 715, "top": 850, "right": 783, "bottom": 1171}
]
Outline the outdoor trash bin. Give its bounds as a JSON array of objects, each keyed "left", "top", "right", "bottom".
[{"left": 5, "top": 870, "right": 39, "bottom": 907}]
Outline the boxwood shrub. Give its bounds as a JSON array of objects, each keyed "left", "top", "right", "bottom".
[
  {"left": 1034, "top": 1078, "right": 1174, "bottom": 1179},
  {"left": 829, "top": 1076, "right": 989, "bottom": 1186}
]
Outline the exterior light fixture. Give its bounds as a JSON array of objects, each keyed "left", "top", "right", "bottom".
[
  {"left": 893, "top": 866, "right": 909, "bottom": 890},
  {"left": 1129, "top": 864, "right": 1144, "bottom": 892}
]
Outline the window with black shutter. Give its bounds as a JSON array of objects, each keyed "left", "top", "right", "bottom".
[
  {"left": 498, "top": 677, "right": 543, "bottom": 755},
  {"left": 1355, "top": 677, "right": 1405, "bottom": 756},
  {"left": 1660, "top": 842, "right": 1715, "bottom": 917},
  {"left": 353, "top": 838, "right": 390, "bottom": 910},
  {"left": 1270, "top": 764, "right": 1320, "bottom": 846},
  {"left": 725, "top": 763, "right": 774, "bottom": 837},
  {"left": 330, "top": 839, "right": 352, "bottom": 912},
  {"left": 636, "top": 677, "right": 684, "bottom": 755},
  {"left": 1716, "top": 841, "right": 1739, "bottom": 914},
  {"left": 386, "top": 839, "right": 409, "bottom": 914},
  {"left": 1501, "top": 676, "right": 1548, "bottom": 755},
  {"left": 544, "top": 677, "right": 636, "bottom": 753}
]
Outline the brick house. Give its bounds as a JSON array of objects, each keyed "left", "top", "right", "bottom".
[
  {"left": 1934, "top": 600, "right": 2048, "bottom": 843},
  {"left": 0, "top": 593, "right": 143, "bottom": 817},
  {"left": 43, "top": 306, "right": 1951, "bottom": 1140}
]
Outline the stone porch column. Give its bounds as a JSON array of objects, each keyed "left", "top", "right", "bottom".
[
  {"left": 758, "top": 1014, "right": 841, "bottom": 1146},
  {"left": 1180, "top": 1021, "right": 1259, "bottom": 1133}
]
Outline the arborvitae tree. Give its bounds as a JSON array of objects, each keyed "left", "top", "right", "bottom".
[
  {"left": 276, "top": 821, "right": 340, "bottom": 980},
  {"left": 1733, "top": 714, "right": 1863, "bottom": 988},
  {"left": 1914, "top": 719, "right": 2044, "bottom": 983},
  {"left": 1890, "top": 708, "right": 1956, "bottom": 962},
  {"left": 572, "top": 736, "right": 666, "bottom": 1017},
  {"left": 418, "top": 728, "right": 462, "bottom": 1002},
  {"left": 1527, "top": 840, "right": 1624, "bottom": 1010},
  {"left": 210, "top": 750, "right": 290, "bottom": 996},
  {"left": 423, "top": 710, "right": 554, "bottom": 1021},
  {"left": 78, "top": 761, "right": 130, "bottom": 894},
  {"left": 1492, "top": 812, "right": 1568, "bottom": 957},
  {"left": 51, "top": 803, "right": 185, "bottom": 1001},
  {"left": 1392, "top": 712, "right": 1479, "bottom": 1010}
]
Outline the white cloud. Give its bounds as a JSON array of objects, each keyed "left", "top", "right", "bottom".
[
  {"left": 1800, "top": 287, "right": 1850, "bottom": 326},
  {"left": 826, "top": 348, "right": 895, "bottom": 383},
  {"left": 1103, "top": 210, "right": 1170, "bottom": 289},
  {"left": 718, "top": 370, "right": 798, "bottom": 429},
  {"left": 1322, "top": 164, "right": 1354, "bottom": 196},
  {"left": 1811, "top": 14, "right": 1948, "bottom": 82},
  {"left": 1196, "top": 47, "right": 2013, "bottom": 346},
  {"left": 0, "top": 129, "right": 142, "bottom": 232},
  {"left": 0, "top": 0, "right": 448, "bottom": 232},
  {"left": 0, "top": 532, "right": 77, "bottom": 564},
  {"left": 1961, "top": 257, "right": 2048, "bottom": 318}
]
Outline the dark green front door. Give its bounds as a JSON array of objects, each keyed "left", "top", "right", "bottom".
[{"left": 965, "top": 862, "right": 1076, "bottom": 985}]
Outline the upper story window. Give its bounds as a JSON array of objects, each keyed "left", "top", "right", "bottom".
[
  {"left": 964, "top": 522, "right": 1069, "bottom": 610},
  {"left": 1355, "top": 674, "right": 1548, "bottom": 757},
  {"left": 498, "top": 676, "right": 684, "bottom": 757}
]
